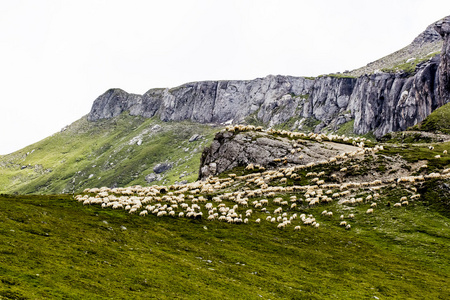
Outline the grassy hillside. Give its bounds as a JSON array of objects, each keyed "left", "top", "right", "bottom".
[
  {"left": 1, "top": 126, "right": 450, "bottom": 299},
  {"left": 0, "top": 114, "right": 220, "bottom": 194},
  {"left": 410, "top": 102, "right": 450, "bottom": 134},
  {"left": 1, "top": 192, "right": 449, "bottom": 299}
]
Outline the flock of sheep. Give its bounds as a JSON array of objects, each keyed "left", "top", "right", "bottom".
[{"left": 75, "top": 125, "right": 450, "bottom": 231}]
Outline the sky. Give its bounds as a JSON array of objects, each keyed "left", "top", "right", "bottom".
[{"left": 1, "top": 0, "right": 450, "bottom": 155}]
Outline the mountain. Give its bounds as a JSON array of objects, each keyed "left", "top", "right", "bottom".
[
  {"left": 88, "top": 16, "right": 450, "bottom": 138},
  {"left": 1, "top": 16, "right": 450, "bottom": 195}
]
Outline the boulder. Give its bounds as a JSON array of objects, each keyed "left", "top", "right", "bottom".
[{"left": 153, "top": 162, "right": 173, "bottom": 174}]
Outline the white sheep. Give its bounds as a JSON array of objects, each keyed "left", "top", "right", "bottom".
[
  {"left": 294, "top": 226, "right": 301, "bottom": 231},
  {"left": 277, "top": 223, "right": 286, "bottom": 229},
  {"left": 366, "top": 208, "right": 374, "bottom": 214}
]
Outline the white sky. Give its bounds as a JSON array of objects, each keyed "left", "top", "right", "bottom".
[{"left": 1, "top": 0, "right": 450, "bottom": 155}]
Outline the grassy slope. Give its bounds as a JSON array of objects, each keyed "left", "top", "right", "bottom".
[
  {"left": 0, "top": 115, "right": 219, "bottom": 194},
  {"left": 0, "top": 193, "right": 449, "bottom": 299},
  {"left": 410, "top": 102, "right": 450, "bottom": 134}
]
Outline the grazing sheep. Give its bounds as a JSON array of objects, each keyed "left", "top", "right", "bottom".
[
  {"left": 401, "top": 201, "right": 409, "bottom": 206},
  {"left": 277, "top": 223, "right": 286, "bottom": 229},
  {"left": 340, "top": 214, "right": 344, "bottom": 220},
  {"left": 444, "top": 150, "right": 448, "bottom": 155},
  {"left": 366, "top": 208, "right": 374, "bottom": 214},
  {"left": 370, "top": 203, "right": 377, "bottom": 208},
  {"left": 348, "top": 214, "right": 355, "bottom": 219},
  {"left": 340, "top": 221, "right": 347, "bottom": 226},
  {"left": 345, "top": 224, "right": 351, "bottom": 230},
  {"left": 393, "top": 203, "right": 402, "bottom": 207},
  {"left": 294, "top": 226, "right": 301, "bottom": 231},
  {"left": 255, "top": 218, "right": 261, "bottom": 223}
]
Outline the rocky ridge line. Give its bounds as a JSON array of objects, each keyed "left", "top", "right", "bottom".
[{"left": 87, "top": 16, "right": 450, "bottom": 138}]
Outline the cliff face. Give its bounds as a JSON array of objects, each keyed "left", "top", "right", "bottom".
[{"left": 88, "top": 16, "right": 450, "bottom": 138}]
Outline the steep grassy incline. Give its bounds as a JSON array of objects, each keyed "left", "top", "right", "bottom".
[
  {"left": 1, "top": 193, "right": 449, "bottom": 299},
  {"left": 410, "top": 102, "right": 450, "bottom": 134},
  {"left": 0, "top": 115, "right": 219, "bottom": 194}
]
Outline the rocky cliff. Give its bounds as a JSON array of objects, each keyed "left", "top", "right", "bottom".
[{"left": 88, "top": 16, "right": 450, "bottom": 138}]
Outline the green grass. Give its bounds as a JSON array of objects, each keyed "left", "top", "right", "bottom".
[
  {"left": 336, "top": 120, "right": 376, "bottom": 141},
  {"left": 0, "top": 191, "right": 449, "bottom": 299},
  {"left": 411, "top": 102, "right": 450, "bottom": 134},
  {"left": 381, "top": 51, "right": 440, "bottom": 75},
  {"left": 0, "top": 115, "right": 219, "bottom": 194},
  {"left": 380, "top": 132, "right": 434, "bottom": 144},
  {"left": 379, "top": 142, "right": 450, "bottom": 171}
]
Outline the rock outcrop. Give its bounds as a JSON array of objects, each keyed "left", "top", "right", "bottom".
[
  {"left": 88, "top": 17, "right": 450, "bottom": 138},
  {"left": 435, "top": 16, "right": 450, "bottom": 104},
  {"left": 198, "top": 130, "right": 361, "bottom": 180}
]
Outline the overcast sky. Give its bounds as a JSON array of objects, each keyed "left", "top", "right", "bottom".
[{"left": 1, "top": 0, "right": 450, "bottom": 155}]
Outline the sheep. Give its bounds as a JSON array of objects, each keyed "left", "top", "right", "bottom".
[
  {"left": 370, "top": 203, "right": 377, "bottom": 208},
  {"left": 340, "top": 221, "right": 347, "bottom": 226},
  {"left": 294, "top": 226, "right": 301, "bottom": 231},
  {"left": 139, "top": 210, "right": 148, "bottom": 216},
  {"left": 366, "top": 208, "right": 374, "bottom": 214},
  {"left": 444, "top": 150, "right": 448, "bottom": 155},
  {"left": 255, "top": 218, "right": 261, "bottom": 224},
  {"left": 339, "top": 214, "right": 344, "bottom": 220},
  {"left": 277, "top": 223, "right": 286, "bottom": 229},
  {"left": 345, "top": 224, "right": 351, "bottom": 230},
  {"left": 401, "top": 201, "right": 409, "bottom": 206},
  {"left": 429, "top": 146, "right": 434, "bottom": 150},
  {"left": 348, "top": 214, "right": 355, "bottom": 219},
  {"left": 393, "top": 203, "right": 402, "bottom": 207}
]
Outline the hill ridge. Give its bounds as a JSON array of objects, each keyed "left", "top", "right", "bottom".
[{"left": 87, "top": 16, "right": 450, "bottom": 138}]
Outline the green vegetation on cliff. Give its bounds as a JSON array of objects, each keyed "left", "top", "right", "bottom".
[{"left": 410, "top": 102, "right": 450, "bottom": 134}]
